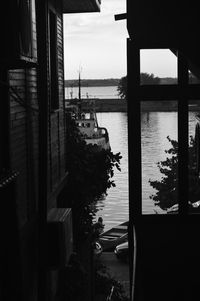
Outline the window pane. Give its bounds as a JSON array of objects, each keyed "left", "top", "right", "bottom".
[
  {"left": 141, "top": 101, "right": 178, "bottom": 214},
  {"left": 140, "top": 49, "right": 177, "bottom": 83}
]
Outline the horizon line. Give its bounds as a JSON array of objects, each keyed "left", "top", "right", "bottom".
[{"left": 65, "top": 76, "right": 178, "bottom": 80}]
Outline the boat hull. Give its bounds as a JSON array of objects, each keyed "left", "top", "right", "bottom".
[
  {"left": 98, "top": 221, "right": 128, "bottom": 251},
  {"left": 85, "top": 137, "right": 111, "bottom": 150}
]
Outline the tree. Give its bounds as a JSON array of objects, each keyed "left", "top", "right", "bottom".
[
  {"left": 117, "top": 73, "right": 160, "bottom": 100},
  {"left": 149, "top": 136, "right": 178, "bottom": 210},
  {"left": 149, "top": 136, "right": 200, "bottom": 211},
  {"left": 140, "top": 72, "right": 160, "bottom": 85},
  {"left": 117, "top": 76, "right": 127, "bottom": 99},
  {"left": 63, "top": 113, "right": 122, "bottom": 246},
  {"left": 95, "top": 261, "right": 129, "bottom": 301}
]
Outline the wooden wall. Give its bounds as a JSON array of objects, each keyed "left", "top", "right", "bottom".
[
  {"left": 9, "top": 0, "right": 39, "bottom": 228},
  {"left": 7, "top": 1, "right": 66, "bottom": 300},
  {"left": 47, "top": 6, "right": 66, "bottom": 208},
  {"left": 9, "top": 68, "right": 39, "bottom": 227},
  {"left": 9, "top": 1, "right": 66, "bottom": 226}
]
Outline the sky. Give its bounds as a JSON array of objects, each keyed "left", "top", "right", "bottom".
[{"left": 63, "top": 0, "right": 177, "bottom": 80}]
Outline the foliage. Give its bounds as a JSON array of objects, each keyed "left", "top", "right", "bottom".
[
  {"left": 149, "top": 136, "right": 200, "bottom": 210},
  {"left": 95, "top": 261, "right": 129, "bottom": 301},
  {"left": 149, "top": 136, "right": 178, "bottom": 210},
  {"left": 117, "top": 73, "right": 160, "bottom": 100},
  {"left": 56, "top": 253, "right": 88, "bottom": 301},
  {"left": 140, "top": 72, "right": 160, "bottom": 85},
  {"left": 65, "top": 113, "right": 121, "bottom": 200},
  {"left": 117, "top": 76, "right": 127, "bottom": 99},
  {"left": 64, "top": 113, "right": 122, "bottom": 245}
]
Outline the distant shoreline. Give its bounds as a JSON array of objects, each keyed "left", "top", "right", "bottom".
[
  {"left": 65, "top": 76, "right": 200, "bottom": 88},
  {"left": 64, "top": 77, "right": 178, "bottom": 87},
  {"left": 65, "top": 78, "right": 120, "bottom": 87}
]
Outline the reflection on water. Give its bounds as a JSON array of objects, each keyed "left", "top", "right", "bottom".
[{"left": 94, "top": 111, "right": 198, "bottom": 229}]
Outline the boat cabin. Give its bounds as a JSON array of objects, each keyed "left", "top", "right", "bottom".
[{"left": 76, "top": 115, "right": 99, "bottom": 137}]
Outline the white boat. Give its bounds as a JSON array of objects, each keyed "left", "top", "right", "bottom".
[
  {"left": 65, "top": 72, "right": 111, "bottom": 151},
  {"left": 72, "top": 99, "right": 111, "bottom": 150}
]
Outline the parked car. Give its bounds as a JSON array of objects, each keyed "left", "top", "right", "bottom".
[{"left": 114, "top": 241, "right": 129, "bottom": 261}]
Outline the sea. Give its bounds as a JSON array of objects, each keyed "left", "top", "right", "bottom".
[{"left": 66, "top": 86, "right": 199, "bottom": 231}]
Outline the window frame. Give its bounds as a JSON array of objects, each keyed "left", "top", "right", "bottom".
[
  {"left": 49, "top": 9, "right": 59, "bottom": 111},
  {"left": 127, "top": 40, "right": 200, "bottom": 218}
]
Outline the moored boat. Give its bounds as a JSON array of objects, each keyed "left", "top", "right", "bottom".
[
  {"left": 98, "top": 221, "right": 128, "bottom": 251},
  {"left": 66, "top": 99, "right": 111, "bottom": 150},
  {"left": 65, "top": 71, "right": 111, "bottom": 151}
]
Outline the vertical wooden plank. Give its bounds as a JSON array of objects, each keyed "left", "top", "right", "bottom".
[
  {"left": 127, "top": 39, "right": 141, "bottom": 219},
  {"left": 35, "top": 0, "right": 48, "bottom": 300},
  {"left": 127, "top": 38, "right": 141, "bottom": 301},
  {"left": 57, "top": 111, "right": 61, "bottom": 179},
  {"left": 177, "top": 51, "right": 189, "bottom": 216},
  {"left": 25, "top": 67, "right": 37, "bottom": 218},
  {"left": 0, "top": 69, "right": 10, "bottom": 171}
]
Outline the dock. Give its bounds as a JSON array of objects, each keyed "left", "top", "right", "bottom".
[{"left": 65, "top": 98, "right": 127, "bottom": 112}]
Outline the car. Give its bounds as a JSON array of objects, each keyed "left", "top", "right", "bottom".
[{"left": 114, "top": 241, "right": 129, "bottom": 261}]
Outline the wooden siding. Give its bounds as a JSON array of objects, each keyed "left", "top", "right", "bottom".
[
  {"left": 9, "top": 68, "right": 39, "bottom": 228},
  {"left": 8, "top": 5, "right": 66, "bottom": 224},
  {"left": 3, "top": 1, "right": 67, "bottom": 300},
  {"left": 32, "top": 0, "right": 37, "bottom": 59},
  {"left": 48, "top": 10, "right": 66, "bottom": 206}
]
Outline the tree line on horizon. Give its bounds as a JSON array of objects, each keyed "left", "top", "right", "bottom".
[
  {"left": 117, "top": 72, "right": 200, "bottom": 99},
  {"left": 65, "top": 72, "right": 200, "bottom": 100},
  {"left": 117, "top": 73, "right": 161, "bottom": 99},
  {"left": 64, "top": 74, "right": 181, "bottom": 88}
]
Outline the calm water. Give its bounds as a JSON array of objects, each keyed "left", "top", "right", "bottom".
[
  {"left": 95, "top": 112, "right": 129, "bottom": 231},
  {"left": 94, "top": 111, "right": 198, "bottom": 231},
  {"left": 65, "top": 86, "right": 119, "bottom": 99}
]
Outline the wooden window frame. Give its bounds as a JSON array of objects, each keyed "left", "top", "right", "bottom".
[
  {"left": 127, "top": 39, "right": 200, "bottom": 218},
  {"left": 49, "top": 9, "right": 59, "bottom": 111}
]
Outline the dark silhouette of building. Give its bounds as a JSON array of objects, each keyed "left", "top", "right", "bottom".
[
  {"left": 126, "top": 1, "right": 200, "bottom": 301},
  {"left": 2, "top": 1, "right": 200, "bottom": 300},
  {"left": 0, "top": 1, "right": 101, "bottom": 301}
]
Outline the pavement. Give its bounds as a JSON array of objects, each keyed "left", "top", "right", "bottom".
[{"left": 98, "top": 251, "right": 130, "bottom": 298}]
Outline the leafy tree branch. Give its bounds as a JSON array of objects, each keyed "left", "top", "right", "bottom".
[{"left": 149, "top": 136, "right": 200, "bottom": 211}]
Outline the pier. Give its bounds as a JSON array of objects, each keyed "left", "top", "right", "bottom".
[
  {"left": 66, "top": 99, "right": 200, "bottom": 113},
  {"left": 65, "top": 98, "right": 127, "bottom": 112}
]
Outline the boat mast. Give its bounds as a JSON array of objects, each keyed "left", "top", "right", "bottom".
[
  {"left": 78, "top": 70, "right": 81, "bottom": 100},
  {"left": 78, "top": 67, "right": 82, "bottom": 118}
]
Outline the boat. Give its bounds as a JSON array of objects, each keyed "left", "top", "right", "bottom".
[
  {"left": 98, "top": 221, "right": 128, "bottom": 251},
  {"left": 65, "top": 72, "right": 111, "bottom": 151}
]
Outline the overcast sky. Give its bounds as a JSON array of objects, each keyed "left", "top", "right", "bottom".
[{"left": 63, "top": 0, "right": 177, "bottom": 80}]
